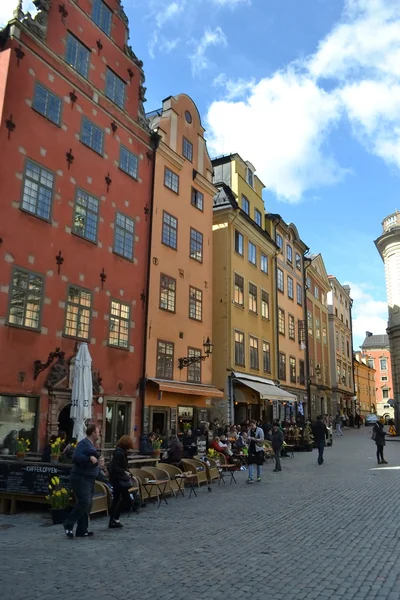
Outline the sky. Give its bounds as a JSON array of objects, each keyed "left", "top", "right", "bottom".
[{"left": 1, "top": 0, "right": 398, "bottom": 348}]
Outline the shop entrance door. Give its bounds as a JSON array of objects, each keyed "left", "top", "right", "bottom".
[
  {"left": 105, "top": 401, "right": 131, "bottom": 447},
  {"left": 151, "top": 410, "right": 168, "bottom": 436},
  {"left": 58, "top": 403, "right": 73, "bottom": 440}
]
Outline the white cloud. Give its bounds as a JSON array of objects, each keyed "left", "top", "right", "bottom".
[
  {"left": 207, "top": 0, "right": 400, "bottom": 202},
  {"left": 189, "top": 27, "right": 227, "bottom": 75},
  {"left": 0, "top": 0, "right": 36, "bottom": 26},
  {"left": 211, "top": 0, "right": 251, "bottom": 6},
  {"left": 346, "top": 282, "right": 388, "bottom": 348}
]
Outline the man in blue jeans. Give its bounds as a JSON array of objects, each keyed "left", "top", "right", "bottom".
[
  {"left": 64, "top": 424, "right": 100, "bottom": 538},
  {"left": 313, "top": 415, "right": 328, "bottom": 465}
]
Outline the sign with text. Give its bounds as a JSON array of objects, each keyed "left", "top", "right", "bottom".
[{"left": 0, "top": 461, "right": 71, "bottom": 497}]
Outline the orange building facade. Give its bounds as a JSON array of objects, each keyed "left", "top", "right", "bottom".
[
  {"left": 0, "top": 1, "right": 153, "bottom": 451},
  {"left": 143, "top": 95, "right": 222, "bottom": 437}
]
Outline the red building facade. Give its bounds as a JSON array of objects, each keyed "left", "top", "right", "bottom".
[{"left": 0, "top": 0, "right": 153, "bottom": 451}]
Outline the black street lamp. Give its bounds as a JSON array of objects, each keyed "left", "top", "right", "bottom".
[{"left": 178, "top": 337, "right": 213, "bottom": 370}]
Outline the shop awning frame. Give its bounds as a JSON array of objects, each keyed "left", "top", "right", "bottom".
[
  {"left": 234, "top": 376, "right": 297, "bottom": 403},
  {"left": 148, "top": 379, "right": 224, "bottom": 398}
]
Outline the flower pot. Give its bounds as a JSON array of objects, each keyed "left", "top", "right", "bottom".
[
  {"left": 50, "top": 455, "right": 60, "bottom": 464},
  {"left": 152, "top": 449, "right": 161, "bottom": 458},
  {"left": 50, "top": 507, "right": 70, "bottom": 525},
  {"left": 16, "top": 452, "right": 25, "bottom": 461}
]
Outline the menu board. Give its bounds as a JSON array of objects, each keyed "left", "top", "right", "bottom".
[
  {"left": 0, "top": 461, "right": 71, "bottom": 497},
  {"left": 196, "top": 436, "right": 207, "bottom": 458}
]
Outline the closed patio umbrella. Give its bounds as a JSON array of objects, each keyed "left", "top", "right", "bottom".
[{"left": 71, "top": 343, "right": 93, "bottom": 441}]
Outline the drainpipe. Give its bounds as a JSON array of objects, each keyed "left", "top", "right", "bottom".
[
  {"left": 303, "top": 251, "right": 312, "bottom": 421},
  {"left": 140, "top": 130, "right": 161, "bottom": 439}
]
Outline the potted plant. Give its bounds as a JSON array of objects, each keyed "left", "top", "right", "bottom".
[
  {"left": 16, "top": 437, "right": 30, "bottom": 460},
  {"left": 152, "top": 438, "right": 162, "bottom": 458},
  {"left": 50, "top": 436, "right": 63, "bottom": 463},
  {"left": 47, "top": 476, "right": 71, "bottom": 525}
]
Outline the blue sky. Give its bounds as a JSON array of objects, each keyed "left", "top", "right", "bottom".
[{"left": 1, "top": 0, "right": 397, "bottom": 347}]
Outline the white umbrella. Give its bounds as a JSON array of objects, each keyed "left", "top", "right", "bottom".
[{"left": 71, "top": 343, "right": 93, "bottom": 441}]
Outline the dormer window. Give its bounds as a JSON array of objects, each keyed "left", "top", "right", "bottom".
[{"left": 246, "top": 167, "right": 254, "bottom": 188}]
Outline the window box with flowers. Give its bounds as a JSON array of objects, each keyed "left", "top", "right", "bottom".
[{"left": 16, "top": 437, "right": 31, "bottom": 460}]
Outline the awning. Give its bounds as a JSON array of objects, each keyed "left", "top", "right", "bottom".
[
  {"left": 148, "top": 379, "right": 223, "bottom": 398},
  {"left": 235, "top": 378, "right": 297, "bottom": 403}
]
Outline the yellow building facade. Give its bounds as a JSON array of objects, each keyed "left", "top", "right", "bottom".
[
  {"left": 354, "top": 352, "right": 376, "bottom": 417},
  {"left": 212, "top": 154, "right": 295, "bottom": 425}
]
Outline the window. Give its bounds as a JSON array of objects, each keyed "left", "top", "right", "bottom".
[
  {"left": 189, "top": 287, "right": 202, "bottom": 321},
  {"left": 382, "top": 389, "right": 389, "bottom": 399},
  {"left": 336, "top": 331, "right": 339, "bottom": 348},
  {"left": 295, "top": 253, "right": 301, "bottom": 270},
  {"left": 307, "top": 310, "right": 313, "bottom": 335},
  {"left": 234, "top": 330, "right": 245, "bottom": 366},
  {"left": 119, "top": 146, "right": 138, "bottom": 179},
  {"left": 278, "top": 308, "right": 285, "bottom": 335},
  {"left": 262, "top": 341, "right": 271, "bottom": 373},
  {"left": 190, "top": 228, "right": 203, "bottom": 262},
  {"left": 162, "top": 211, "right": 178, "bottom": 249},
  {"left": 261, "top": 253, "right": 268, "bottom": 274},
  {"left": 81, "top": 117, "right": 104, "bottom": 154},
  {"left": 306, "top": 276, "right": 311, "bottom": 289},
  {"left": 248, "top": 241, "right": 256, "bottom": 265},
  {"left": 21, "top": 160, "right": 54, "bottom": 221},
  {"left": 254, "top": 209, "right": 262, "bottom": 227},
  {"left": 92, "top": 0, "right": 112, "bottom": 35},
  {"left": 297, "top": 283, "right": 302, "bottom": 306},
  {"left": 182, "top": 137, "right": 193, "bottom": 161},
  {"left": 109, "top": 300, "right": 130, "bottom": 348},
  {"left": 298, "top": 320, "right": 306, "bottom": 345},
  {"left": 277, "top": 268, "right": 284, "bottom": 292},
  {"left": 187, "top": 348, "right": 201, "bottom": 383},
  {"left": 156, "top": 340, "right": 174, "bottom": 379},
  {"left": 341, "top": 335, "right": 345, "bottom": 354},
  {"left": 299, "top": 360, "right": 305, "bottom": 385},
  {"left": 287, "top": 276, "right": 294, "bottom": 299},
  {"left": 314, "top": 285, "right": 319, "bottom": 300},
  {"left": 322, "top": 322, "right": 327, "bottom": 345},
  {"left": 160, "top": 274, "right": 176, "bottom": 312},
  {"left": 336, "top": 361, "right": 341, "bottom": 381},
  {"left": 64, "top": 285, "right": 91, "bottom": 340},
  {"left": 279, "top": 353, "right": 286, "bottom": 380},
  {"left": 114, "top": 212, "right": 135, "bottom": 260},
  {"left": 33, "top": 83, "right": 61, "bottom": 125},
  {"left": 65, "top": 33, "right": 90, "bottom": 78},
  {"left": 249, "top": 283, "right": 257, "bottom": 314},
  {"left": 234, "top": 274, "right": 244, "bottom": 307},
  {"left": 191, "top": 188, "right": 204, "bottom": 211},
  {"left": 242, "top": 195, "right": 250, "bottom": 215},
  {"left": 276, "top": 233, "right": 283, "bottom": 250},
  {"left": 381, "top": 375, "right": 388, "bottom": 382},
  {"left": 287, "top": 244, "right": 293, "bottom": 264},
  {"left": 105, "top": 68, "right": 125, "bottom": 108},
  {"left": 235, "top": 230, "right": 244, "bottom": 255},
  {"left": 288, "top": 314, "right": 295, "bottom": 340},
  {"left": 261, "top": 290, "right": 269, "bottom": 320},
  {"left": 368, "top": 358, "right": 374, "bottom": 369},
  {"left": 289, "top": 357, "right": 296, "bottom": 383},
  {"left": 347, "top": 340, "right": 350, "bottom": 357},
  {"left": 7, "top": 268, "right": 44, "bottom": 330},
  {"left": 249, "top": 336, "right": 259, "bottom": 370},
  {"left": 316, "top": 318, "right": 321, "bottom": 341},
  {"left": 380, "top": 358, "right": 388, "bottom": 370},
  {"left": 164, "top": 167, "right": 179, "bottom": 193},
  {"left": 246, "top": 168, "right": 254, "bottom": 188},
  {"left": 73, "top": 188, "right": 99, "bottom": 243}
]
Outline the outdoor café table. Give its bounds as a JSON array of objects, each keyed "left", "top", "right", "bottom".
[
  {"left": 218, "top": 464, "right": 237, "bottom": 485},
  {"left": 174, "top": 472, "right": 197, "bottom": 498},
  {"left": 141, "top": 479, "right": 169, "bottom": 507},
  {"left": 233, "top": 453, "right": 247, "bottom": 468}
]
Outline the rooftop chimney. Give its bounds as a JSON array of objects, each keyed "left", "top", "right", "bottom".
[{"left": 366, "top": 331, "right": 373, "bottom": 337}]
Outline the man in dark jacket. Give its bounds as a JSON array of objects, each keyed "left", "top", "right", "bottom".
[
  {"left": 271, "top": 421, "right": 284, "bottom": 472},
  {"left": 313, "top": 415, "right": 328, "bottom": 465},
  {"left": 63, "top": 424, "right": 99, "bottom": 539},
  {"left": 139, "top": 432, "right": 155, "bottom": 455}
]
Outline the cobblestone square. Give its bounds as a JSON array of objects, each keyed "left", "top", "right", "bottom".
[{"left": 2, "top": 429, "right": 400, "bottom": 600}]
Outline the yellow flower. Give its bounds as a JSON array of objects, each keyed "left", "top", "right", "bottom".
[{"left": 61, "top": 488, "right": 68, "bottom": 494}]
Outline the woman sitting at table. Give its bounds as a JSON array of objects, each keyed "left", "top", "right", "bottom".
[
  {"left": 211, "top": 436, "right": 233, "bottom": 458},
  {"left": 163, "top": 435, "right": 183, "bottom": 465}
]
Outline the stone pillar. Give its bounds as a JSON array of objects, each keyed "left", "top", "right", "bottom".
[{"left": 387, "top": 322, "right": 400, "bottom": 434}]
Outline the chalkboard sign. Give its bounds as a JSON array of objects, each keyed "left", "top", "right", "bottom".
[
  {"left": 170, "top": 408, "right": 177, "bottom": 434},
  {"left": 0, "top": 461, "right": 71, "bottom": 497},
  {"left": 143, "top": 407, "right": 149, "bottom": 435},
  {"left": 196, "top": 436, "right": 207, "bottom": 458}
]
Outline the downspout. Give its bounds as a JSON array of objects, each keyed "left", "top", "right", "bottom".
[
  {"left": 140, "top": 130, "right": 161, "bottom": 439},
  {"left": 303, "top": 251, "right": 311, "bottom": 421}
]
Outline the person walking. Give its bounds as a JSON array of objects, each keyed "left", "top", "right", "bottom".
[
  {"left": 246, "top": 419, "right": 264, "bottom": 483},
  {"left": 108, "top": 435, "right": 134, "bottom": 529},
  {"left": 335, "top": 413, "right": 343, "bottom": 437},
  {"left": 63, "top": 424, "right": 100, "bottom": 539},
  {"left": 313, "top": 415, "right": 328, "bottom": 465},
  {"left": 373, "top": 419, "right": 388, "bottom": 465},
  {"left": 272, "top": 421, "right": 284, "bottom": 472}
]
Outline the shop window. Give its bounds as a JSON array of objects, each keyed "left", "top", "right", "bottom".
[{"left": 0, "top": 396, "right": 38, "bottom": 452}]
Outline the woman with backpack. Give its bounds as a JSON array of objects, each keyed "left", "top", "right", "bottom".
[
  {"left": 373, "top": 419, "right": 388, "bottom": 465},
  {"left": 108, "top": 435, "right": 134, "bottom": 528}
]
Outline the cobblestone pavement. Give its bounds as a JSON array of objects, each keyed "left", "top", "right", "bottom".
[{"left": 2, "top": 429, "right": 400, "bottom": 600}]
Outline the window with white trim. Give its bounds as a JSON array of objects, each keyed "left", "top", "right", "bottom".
[{"left": 164, "top": 167, "right": 179, "bottom": 193}]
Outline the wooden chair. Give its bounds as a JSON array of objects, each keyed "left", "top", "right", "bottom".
[
  {"left": 156, "top": 464, "right": 185, "bottom": 496},
  {"left": 181, "top": 459, "right": 209, "bottom": 487},
  {"left": 142, "top": 467, "right": 174, "bottom": 497},
  {"left": 128, "top": 468, "right": 159, "bottom": 500},
  {"left": 91, "top": 481, "right": 110, "bottom": 516}
]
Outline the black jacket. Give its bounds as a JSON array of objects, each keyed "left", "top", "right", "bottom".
[
  {"left": 373, "top": 423, "right": 386, "bottom": 446},
  {"left": 108, "top": 447, "right": 129, "bottom": 484},
  {"left": 139, "top": 436, "right": 154, "bottom": 456},
  {"left": 313, "top": 421, "right": 328, "bottom": 444},
  {"left": 167, "top": 440, "right": 183, "bottom": 463}
]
